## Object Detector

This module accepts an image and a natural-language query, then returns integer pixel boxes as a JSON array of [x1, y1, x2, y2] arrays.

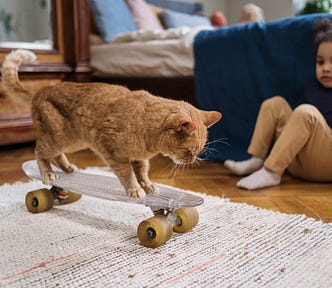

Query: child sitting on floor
[[224, 17, 332, 190]]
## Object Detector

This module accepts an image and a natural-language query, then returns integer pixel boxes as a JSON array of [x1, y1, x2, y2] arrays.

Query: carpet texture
[[1, 168, 331, 288]]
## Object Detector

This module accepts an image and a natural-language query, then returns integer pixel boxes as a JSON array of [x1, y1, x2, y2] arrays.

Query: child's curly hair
[[314, 17, 332, 51]]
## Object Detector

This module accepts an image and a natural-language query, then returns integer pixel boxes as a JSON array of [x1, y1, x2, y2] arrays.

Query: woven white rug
[[1, 167, 331, 288]]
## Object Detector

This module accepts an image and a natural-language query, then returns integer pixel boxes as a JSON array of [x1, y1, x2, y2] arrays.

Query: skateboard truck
[[50, 186, 69, 201], [151, 207, 182, 226]]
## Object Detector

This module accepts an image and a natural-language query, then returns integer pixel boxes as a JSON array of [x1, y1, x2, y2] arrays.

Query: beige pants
[[248, 96, 332, 181]]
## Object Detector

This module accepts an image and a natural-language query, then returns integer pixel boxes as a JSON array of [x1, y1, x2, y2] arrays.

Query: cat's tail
[[1, 49, 36, 105]]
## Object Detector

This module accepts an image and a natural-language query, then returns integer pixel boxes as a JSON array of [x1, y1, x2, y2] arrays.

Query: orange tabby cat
[[2, 50, 221, 197]]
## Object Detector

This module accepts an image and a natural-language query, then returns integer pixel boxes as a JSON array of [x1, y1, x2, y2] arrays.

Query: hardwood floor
[[1, 142, 331, 222]]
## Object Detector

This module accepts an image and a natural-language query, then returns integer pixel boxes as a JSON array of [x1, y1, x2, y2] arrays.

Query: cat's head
[[160, 108, 221, 165]]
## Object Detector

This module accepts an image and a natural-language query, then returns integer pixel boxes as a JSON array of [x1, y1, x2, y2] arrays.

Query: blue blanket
[[194, 14, 332, 162]]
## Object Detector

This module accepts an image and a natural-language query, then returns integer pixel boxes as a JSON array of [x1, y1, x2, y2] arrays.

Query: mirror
[[0, 0, 52, 50]]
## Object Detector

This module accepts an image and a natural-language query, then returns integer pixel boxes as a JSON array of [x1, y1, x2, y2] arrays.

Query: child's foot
[[236, 167, 281, 190], [224, 157, 263, 176]]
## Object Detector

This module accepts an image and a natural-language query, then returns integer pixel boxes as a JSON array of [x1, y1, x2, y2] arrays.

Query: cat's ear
[[177, 120, 196, 133], [167, 113, 196, 134], [203, 111, 222, 127]]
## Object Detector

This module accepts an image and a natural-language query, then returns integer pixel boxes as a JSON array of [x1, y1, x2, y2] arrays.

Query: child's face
[[316, 41, 332, 88]]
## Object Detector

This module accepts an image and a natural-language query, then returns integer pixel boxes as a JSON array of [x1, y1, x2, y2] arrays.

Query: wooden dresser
[[0, 0, 91, 145]]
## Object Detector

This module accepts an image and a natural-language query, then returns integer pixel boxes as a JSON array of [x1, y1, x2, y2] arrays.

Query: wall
[[180, 0, 226, 15], [226, 0, 294, 24], [184, 0, 302, 24]]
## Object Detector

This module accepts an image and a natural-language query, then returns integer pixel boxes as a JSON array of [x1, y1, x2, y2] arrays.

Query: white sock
[[224, 156, 263, 176], [236, 167, 281, 190]]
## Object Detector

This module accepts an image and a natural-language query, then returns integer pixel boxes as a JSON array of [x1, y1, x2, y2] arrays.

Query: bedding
[[89, 0, 212, 77], [126, 0, 164, 30], [90, 0, 137, 42], [90, 26, 212, 77], [159, 9, 211, 28], [146, 0, 203, 15], [194, 13, 332, 162]]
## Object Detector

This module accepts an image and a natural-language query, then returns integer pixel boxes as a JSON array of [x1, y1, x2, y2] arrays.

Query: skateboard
[[22, 160, 204, 248]]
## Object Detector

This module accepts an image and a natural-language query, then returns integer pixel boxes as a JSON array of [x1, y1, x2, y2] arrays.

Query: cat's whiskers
[[196, 156, 204, 163], [206, 137, 231, 146], [199, 137, 230, 162], [166, 162, 177, 178], [199, 145, 214, 160], [179, 162, 187, 174], [164, 160, 174, 170], [200, 148, 214, 160], [193, 157, 201, 167], [167, 160, 190, 178], [168, 162, 180, 178]]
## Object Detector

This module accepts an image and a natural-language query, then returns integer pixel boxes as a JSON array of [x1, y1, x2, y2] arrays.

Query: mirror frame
[[0, 0, 91, 81], [0, 0, 63, 62]]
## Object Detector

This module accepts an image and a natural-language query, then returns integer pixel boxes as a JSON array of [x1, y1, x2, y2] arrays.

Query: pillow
[[159, 10, 211, 29], [90, 0, 137, 42], [146, 0, 203, 15], [126, 0, 164, 30]]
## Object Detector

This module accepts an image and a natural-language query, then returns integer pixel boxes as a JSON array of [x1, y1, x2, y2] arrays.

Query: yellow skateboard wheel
[[137, 215, 173, 248], [173, 207, 199, 233], [25, 188, 54, 213]]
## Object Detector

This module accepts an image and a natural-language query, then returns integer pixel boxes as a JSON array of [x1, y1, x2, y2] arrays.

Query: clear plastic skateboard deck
[[22, 160, 204, 210]]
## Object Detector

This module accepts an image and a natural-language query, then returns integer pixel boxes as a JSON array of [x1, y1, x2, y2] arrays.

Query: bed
[[90, 26, 208, 78], [89, 0, 211, 104]]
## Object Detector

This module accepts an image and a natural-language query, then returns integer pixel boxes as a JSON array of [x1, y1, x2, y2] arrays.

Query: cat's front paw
[[63, 163, 78, 173], [140, 181, 159, 194], [127, 187, 146, 198], [41, 171, 58, 185]]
